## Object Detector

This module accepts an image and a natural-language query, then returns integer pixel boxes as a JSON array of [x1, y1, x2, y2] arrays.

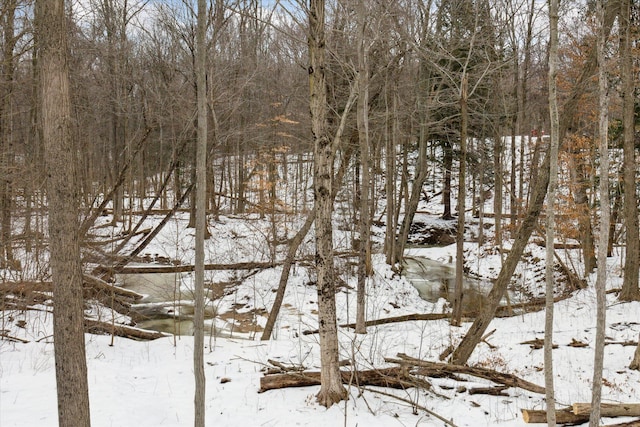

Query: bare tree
[[193, 0, 208, 425], [37, 0, 91, 425], [355, 0, 371, 334], [590, 1, 610, 423], [309, 0, 347, 407], [544, 0, 559, 424]]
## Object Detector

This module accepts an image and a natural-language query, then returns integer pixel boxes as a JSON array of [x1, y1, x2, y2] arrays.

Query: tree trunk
[[37, 0, 92, 425], [591, 3, 610, 424], [630, 332, 640, 370], [493, 132, 503, 254], [193, 0, 208, 425], [442, 140, 453, 220], [0, 0, 17, 266], [384, 83, 397, 265], [308, 0, 347, 408], [620, 0, 639, 301], [545, 0, 559, 423], [355, 0, 371, 334], [567, 144, 596, 275], [452, 76, 468, 327]]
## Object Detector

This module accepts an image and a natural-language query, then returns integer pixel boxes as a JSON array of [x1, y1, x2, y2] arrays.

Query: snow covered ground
[[2, 208, 640, 427]]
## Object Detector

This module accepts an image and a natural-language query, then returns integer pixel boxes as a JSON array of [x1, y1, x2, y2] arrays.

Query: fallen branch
[[0, 332, 30, 343], [386, 353, 545, 395], [99, 260, 279, 275], [85, 228, 152, 246], [259, 367, 431, 393], [303, 313, 450, 335], [84, 319, 169, 341], [361, 386, 459, 427]]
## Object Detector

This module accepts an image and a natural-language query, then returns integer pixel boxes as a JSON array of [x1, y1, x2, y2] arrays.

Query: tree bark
[[591, 3, 610, 424], [355, 0, 371, 334], [452, 75, 468, 327], [545, 0, 560, 424], [0, 0, 17, 266], [193, 0, 207, 425], [620, 0, 639, 301], [37, 0, 92, 425], [308, 0, 347, 408]]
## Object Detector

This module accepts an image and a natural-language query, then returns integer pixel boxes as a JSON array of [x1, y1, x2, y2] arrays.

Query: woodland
[[2, 0, 640, 426]]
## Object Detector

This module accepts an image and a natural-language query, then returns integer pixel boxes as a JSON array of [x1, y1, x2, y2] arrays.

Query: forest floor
[[2, 199, 640, 426]]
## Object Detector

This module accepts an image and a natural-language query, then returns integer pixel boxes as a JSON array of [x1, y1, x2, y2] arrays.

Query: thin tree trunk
[[452, 75, 468, 327], [493, 132, 503, 252], [37, 0, 91, 424], [544, 0, 559, 423], [384, 80, 397, 265], [193, 0, 207, 424], [591, 2, 610, 423], [355, 0, 371, 334], [442, 140, 453, 220], [309, 0, 347, 407]]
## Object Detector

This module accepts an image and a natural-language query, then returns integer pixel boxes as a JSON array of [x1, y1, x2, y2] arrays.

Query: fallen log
[[259, 367, 431, 393], [385, 353, 545, 395], [572, 403, 640, 417], [521, 408, 588, 424], [100, 260, 279, 275], [0, 281, 52, 295], [468, 386, 509, 396], [84, 319, 168, 341], [82, 274, 144, 301], [303, 313, 450, 335], [0, 277, 143, 302]]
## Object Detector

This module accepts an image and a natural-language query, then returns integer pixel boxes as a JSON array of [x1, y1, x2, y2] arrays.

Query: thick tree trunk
[[620, 0, 639, 301], [308, 0, 347, 408], [37, 0, 92, 425], [1, 0, 17, 265]]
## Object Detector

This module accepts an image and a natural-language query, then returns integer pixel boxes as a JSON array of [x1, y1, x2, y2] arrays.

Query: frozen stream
[[402, 256, 513, 313]]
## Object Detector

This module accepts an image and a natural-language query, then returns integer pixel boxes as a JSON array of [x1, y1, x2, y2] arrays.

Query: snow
[[3, 137, 640, 426], [3, 223, 640, 427]]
